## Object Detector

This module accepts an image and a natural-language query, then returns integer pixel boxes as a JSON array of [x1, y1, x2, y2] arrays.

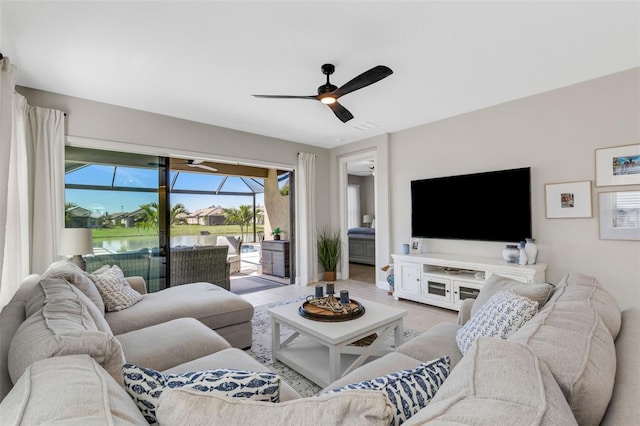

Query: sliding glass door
[[64, 147, 168, 292]]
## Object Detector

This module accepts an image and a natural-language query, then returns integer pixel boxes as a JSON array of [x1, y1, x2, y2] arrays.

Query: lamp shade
[[362, 215, 372, 224], [58, 228, 94, 256]]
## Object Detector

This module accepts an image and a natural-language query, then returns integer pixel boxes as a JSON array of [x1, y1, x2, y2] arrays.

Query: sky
[[65, 165, 265, 216]]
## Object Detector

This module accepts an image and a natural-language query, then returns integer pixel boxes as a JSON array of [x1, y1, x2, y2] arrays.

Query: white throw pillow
[[122, 364, 280, 425], [324, 356, 450, 426], [456, 290, 538, 356], [156, 389, 394, 426], [89, 265, 142, 312]]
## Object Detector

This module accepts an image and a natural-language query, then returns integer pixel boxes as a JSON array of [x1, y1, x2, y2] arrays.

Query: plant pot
[[273, 235, 281, 240], [324, 271, 336, 281]]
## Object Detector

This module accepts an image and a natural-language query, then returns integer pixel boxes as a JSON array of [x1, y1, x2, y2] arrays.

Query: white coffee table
[[268, 297, 407, 387]]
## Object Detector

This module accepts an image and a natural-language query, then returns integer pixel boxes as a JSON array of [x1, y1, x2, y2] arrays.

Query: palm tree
[[170, 203, 189, 226], [136, 202, 189, 230], [135, 202, 159, 231], [223, 205, 255, 240]]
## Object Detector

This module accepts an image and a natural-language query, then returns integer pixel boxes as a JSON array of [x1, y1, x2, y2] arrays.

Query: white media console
[[391, 252, 547, 311]]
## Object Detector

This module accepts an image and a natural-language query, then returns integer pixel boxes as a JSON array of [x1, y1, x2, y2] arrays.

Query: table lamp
[[58, 228, 94, 271], [362, 214, 372, 227]]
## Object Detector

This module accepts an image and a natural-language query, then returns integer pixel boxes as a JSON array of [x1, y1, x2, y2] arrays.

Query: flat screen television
[[411, 167, 532, 243]]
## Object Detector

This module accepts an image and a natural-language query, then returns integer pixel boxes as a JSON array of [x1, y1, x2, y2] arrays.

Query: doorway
[[343, 152, 377, 284]]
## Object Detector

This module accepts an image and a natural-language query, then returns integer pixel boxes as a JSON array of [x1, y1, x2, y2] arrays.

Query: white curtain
[[347, 184, 361, 229], [295, 152, 318, 286], [0, 56, 65, 309], [27, 107, 66, 273]]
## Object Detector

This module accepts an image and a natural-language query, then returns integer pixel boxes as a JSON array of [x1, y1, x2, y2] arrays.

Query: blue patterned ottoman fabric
[[325, 356, 450, 426], [456, 289, 539, 356], [122, 364, 280, 425]]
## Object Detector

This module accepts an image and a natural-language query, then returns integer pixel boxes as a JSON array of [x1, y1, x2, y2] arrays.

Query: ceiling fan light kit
[[252, 63, 393, 123]]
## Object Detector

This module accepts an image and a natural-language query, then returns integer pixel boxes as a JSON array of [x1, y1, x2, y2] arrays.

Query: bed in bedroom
[[348, 227, 376, 265]]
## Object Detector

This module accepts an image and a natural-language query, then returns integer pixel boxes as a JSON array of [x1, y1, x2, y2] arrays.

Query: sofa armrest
[[457, 298, 475, 325], [125, 276, 147, 295]]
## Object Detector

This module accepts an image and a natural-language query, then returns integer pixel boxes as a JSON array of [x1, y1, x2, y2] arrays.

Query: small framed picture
[[595, 143, 640, 187], [599, 191, 640, 241], [545, 181, 593, 218], [410, 239, 423, 254]]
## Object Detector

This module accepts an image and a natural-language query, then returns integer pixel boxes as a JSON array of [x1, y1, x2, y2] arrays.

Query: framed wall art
[[545, 181, 592, 218], [599, 190, 640, 241], [595, 143, 640, 187]]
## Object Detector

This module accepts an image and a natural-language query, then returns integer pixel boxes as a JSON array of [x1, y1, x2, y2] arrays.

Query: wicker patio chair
[[85, 251, 151, 282], [170, 245, 230, 290]]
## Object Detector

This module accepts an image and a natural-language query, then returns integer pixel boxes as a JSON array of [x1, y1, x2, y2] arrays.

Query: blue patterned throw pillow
[[324, 356, 450, 426], [456, 289, 539, 356], [122, 364, 280, 425]]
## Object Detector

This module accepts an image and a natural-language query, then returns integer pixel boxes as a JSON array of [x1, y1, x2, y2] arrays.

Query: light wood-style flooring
[[240, 279, 457, 333]]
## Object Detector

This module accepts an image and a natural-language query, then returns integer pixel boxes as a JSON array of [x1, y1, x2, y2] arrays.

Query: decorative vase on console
[[525, 238, 538, 265], [518, 241, 528, 265], [502, 245, 519, 263]]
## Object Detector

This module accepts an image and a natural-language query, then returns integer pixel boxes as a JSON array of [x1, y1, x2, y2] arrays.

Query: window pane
[[113, 167, 158, 189], [66, 164, 115, 186], [172, 172, 225, 191]]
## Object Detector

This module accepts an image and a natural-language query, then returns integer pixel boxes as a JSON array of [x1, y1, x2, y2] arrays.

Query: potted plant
[[271, 227, 282, 240], [317, 228, 341, 281]]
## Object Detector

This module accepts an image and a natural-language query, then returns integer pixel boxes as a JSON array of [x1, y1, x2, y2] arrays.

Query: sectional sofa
[[0, 266, 637, 425]]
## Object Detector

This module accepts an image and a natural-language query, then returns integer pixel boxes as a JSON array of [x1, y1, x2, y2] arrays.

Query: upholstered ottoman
[[106, 282, 255, 349]]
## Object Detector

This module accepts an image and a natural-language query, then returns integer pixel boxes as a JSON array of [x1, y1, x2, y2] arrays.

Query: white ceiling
[[2, 1, 639, 149]]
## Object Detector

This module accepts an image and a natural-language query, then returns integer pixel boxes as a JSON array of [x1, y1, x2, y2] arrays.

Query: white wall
[[386, 68, 640, 310], [16, 86, 332, 283]]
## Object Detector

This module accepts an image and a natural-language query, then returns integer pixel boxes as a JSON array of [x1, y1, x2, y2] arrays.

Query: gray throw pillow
[[41, 260, 106, 314], [89, 265, 142, 312], [471, 274, 553, 318]]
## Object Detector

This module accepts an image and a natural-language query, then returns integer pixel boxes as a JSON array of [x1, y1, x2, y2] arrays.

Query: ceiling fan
[[252, 64, 393, 123], [187, 159, 218, 172]]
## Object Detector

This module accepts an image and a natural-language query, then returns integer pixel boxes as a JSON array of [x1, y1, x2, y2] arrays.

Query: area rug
[[245, 296, 423, 397], [230, 275, 284, 295]]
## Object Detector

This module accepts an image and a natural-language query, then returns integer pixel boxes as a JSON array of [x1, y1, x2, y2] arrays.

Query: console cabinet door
[[396, 261, 421, 296]]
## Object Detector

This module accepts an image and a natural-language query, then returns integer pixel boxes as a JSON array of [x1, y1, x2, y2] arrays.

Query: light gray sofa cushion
[[8, 278, 125, 386], [508, 301, 616, 426], [470, 274, 553, 318], [0, 354, 146, 425], [25, 276, 112, 334], [549, 272, 621, 339], [162, 348, 302, 402], [0, 275, 40, 401], [601, 307, 640, 425], [156, 388, 394, 426], [116, 317, 231, 371], [41, 260, 106, 314], [106, 282, 254, 336], [404, 337, 577, 425], [396, 322, 464, 368]]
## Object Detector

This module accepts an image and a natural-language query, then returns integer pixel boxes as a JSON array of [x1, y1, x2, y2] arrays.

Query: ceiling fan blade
[[334, 65, 393, 98], [252, 94, 317, 100], [197, 164, 218, 172], [328, 101, 354, 123], [187, 159, 218, 172]]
